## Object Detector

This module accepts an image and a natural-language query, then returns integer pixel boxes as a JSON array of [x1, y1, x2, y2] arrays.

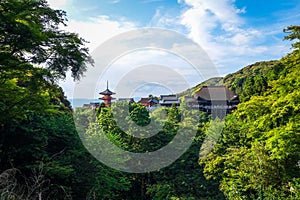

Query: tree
[[240, 75, 268, 102], [0, 0, 97, 199], [284, 25, 300, 50], [202, 26, 300, 199], [146, 109, 224, 200], [0, 0, 94, 81]]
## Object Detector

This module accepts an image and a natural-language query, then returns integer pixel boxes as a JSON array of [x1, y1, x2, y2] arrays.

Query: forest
[[0, 0, 299, 199]]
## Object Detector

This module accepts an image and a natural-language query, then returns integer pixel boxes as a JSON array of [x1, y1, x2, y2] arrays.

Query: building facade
[[159, 95, 180, 107], [193, 86, 240, 118]]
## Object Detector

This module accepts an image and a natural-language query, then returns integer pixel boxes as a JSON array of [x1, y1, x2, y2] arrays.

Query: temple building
[[193, 86, 239, 118], [99, 81, 115, 106], [138, 97, 159, 107], [159, 95, 180, 107], [84, 81, 239, 118]]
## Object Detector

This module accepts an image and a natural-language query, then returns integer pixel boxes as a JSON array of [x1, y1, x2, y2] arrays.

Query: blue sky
[[47, 0, 300, 99]]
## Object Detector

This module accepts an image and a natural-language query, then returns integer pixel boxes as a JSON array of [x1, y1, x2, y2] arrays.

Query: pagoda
[[99, 81, 115, 106]]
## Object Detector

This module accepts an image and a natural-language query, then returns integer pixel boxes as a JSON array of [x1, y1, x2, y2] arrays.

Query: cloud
[[179, 0, 247, 52], [73, 29, 213, 99], [63, 16, 136, 52], [149, 8, 183, 30], [58, 0, 295, 99], [110, 0, 121, 3], [59, 16, 137, 98], [47, 0, 68, 9], [178, 0, 290, 74]]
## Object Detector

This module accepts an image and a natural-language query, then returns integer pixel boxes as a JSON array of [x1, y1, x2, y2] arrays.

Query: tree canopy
[[201, 25, 300, 200], [0, 0, 93, 81], [1, 0, 299, 198]]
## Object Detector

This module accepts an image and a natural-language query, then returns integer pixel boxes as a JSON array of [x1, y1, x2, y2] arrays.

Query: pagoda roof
[[99, 88, 115, 95], [99, 81, 115, 95]]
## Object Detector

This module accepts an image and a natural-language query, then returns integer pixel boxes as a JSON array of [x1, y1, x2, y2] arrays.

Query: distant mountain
[[177, 60, 279, 98], [71, 60, 280, 108], [177, 77, 223, 98], [222, 60, 279, 95]]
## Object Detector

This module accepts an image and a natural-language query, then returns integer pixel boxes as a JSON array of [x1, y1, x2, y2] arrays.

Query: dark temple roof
[[99, 88, 115, 95], [159, 95, 180, 104], [138, 97, 158, 104], [99, 81, 115, 95], [194, 86, 238, 101]]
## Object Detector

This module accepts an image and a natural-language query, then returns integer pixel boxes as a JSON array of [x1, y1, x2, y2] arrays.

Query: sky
[[47, 0, 300, 99]]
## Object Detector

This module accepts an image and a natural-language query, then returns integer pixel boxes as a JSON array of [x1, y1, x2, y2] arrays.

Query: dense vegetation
[[74, 103, 224, 199], [201, 26, 300, 199], [177, 77, 223, 98], [177, 60, 279, 101], [1, 0, 299, 199]]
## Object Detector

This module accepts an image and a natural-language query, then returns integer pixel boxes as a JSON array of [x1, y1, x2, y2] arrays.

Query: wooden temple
[[193, 86, 240, 118]]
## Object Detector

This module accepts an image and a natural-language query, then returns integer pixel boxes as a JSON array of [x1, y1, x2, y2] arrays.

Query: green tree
[[284, 25, 300, 50], [0, 0, 93, 81], [202, 26, 300, 200], [147, 109, 224, 200], [0, 0, 96, 199]]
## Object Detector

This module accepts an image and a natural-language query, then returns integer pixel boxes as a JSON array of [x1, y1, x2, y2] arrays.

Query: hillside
[[178, 60, 280, 98], [202, 25, 300, 199], [222, 60, 279, 94], [177, 77, 223, 98]]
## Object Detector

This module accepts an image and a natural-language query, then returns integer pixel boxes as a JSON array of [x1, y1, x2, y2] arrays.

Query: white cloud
[[64, 16, 136, 52], [59, 16, 137, 98], [178, 0, 289, 75], [57, 0, 293, 100], [72, 28, 213, 99], [47, 0, 68, 9], [110, 0, 121, 3], [236, 7, 246, 14], [180, 0, 247, 51]]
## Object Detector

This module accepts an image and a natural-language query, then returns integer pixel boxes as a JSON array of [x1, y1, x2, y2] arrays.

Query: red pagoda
[[99, 81, 115, 106]]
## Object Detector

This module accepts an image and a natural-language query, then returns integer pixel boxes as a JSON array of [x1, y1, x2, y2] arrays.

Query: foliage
[[0, 0, 94, 81], [177, 77, 223, 98], [177, 60, 281, 103], [222, 60, 279, 96], [80, 102, 223, 200], [0, 0, 104, 199], [1, 1, 300, 198], [284, 25, 300, 50], [201, 25, 300, 200]]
